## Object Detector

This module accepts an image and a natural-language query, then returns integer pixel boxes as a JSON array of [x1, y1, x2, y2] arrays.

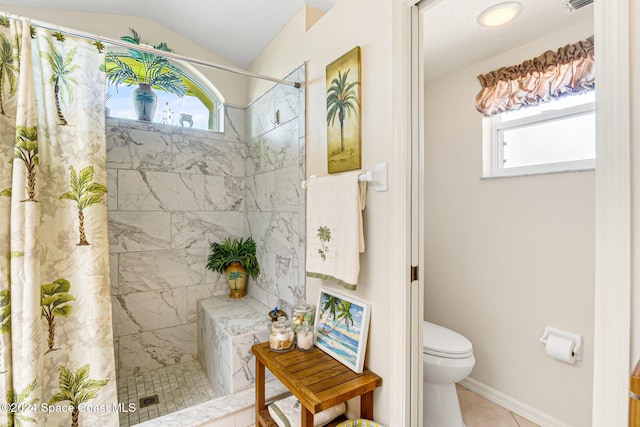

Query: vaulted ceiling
[[0, 0, 339, 67]]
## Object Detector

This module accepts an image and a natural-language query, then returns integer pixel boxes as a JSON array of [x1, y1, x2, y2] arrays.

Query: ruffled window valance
[[474, 36, 594, 117]]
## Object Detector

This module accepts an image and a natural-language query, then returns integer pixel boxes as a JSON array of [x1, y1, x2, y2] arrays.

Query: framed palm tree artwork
[[314, 287, 371, 373], [326, 46, 361, 174]]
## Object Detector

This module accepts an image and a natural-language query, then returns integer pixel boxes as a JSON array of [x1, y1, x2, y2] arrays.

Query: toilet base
[[423, 382, 465, 427]]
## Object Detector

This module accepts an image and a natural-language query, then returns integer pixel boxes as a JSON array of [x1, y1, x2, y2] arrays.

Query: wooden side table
[[252, 342, 382, 427]]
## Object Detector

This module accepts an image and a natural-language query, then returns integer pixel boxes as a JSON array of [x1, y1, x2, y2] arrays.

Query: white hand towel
[[268, 394, 346, 427], [306, 171, 366, 290]]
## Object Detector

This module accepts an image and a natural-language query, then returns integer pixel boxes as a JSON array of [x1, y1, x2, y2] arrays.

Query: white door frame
[[591, 1, 631, 425], [409, 5, 425, 427], [392, 0, 631, 425], [389, 1, 421, 426]]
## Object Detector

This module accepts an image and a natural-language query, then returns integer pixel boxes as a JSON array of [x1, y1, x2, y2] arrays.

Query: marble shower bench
[[197, 295, 273, 397]]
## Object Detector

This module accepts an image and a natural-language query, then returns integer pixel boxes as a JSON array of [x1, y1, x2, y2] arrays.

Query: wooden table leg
[[360, 390, 374, 421], [301, 406, 314, 427], [255, 359, 265, 426]]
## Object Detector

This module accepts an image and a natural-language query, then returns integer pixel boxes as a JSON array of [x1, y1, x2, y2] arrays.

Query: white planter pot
[[132, 83, 158, 121]]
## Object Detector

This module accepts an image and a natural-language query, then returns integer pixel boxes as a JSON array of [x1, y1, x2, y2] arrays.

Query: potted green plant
[[206, 237, 260, 299], [105, 28, 187, 121]]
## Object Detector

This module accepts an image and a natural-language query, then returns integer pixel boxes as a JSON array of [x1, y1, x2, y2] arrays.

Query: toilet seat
[[423, 321, 473, 359]]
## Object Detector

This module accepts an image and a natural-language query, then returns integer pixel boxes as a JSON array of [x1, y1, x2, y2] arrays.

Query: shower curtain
[[0, 17, 117, 426]]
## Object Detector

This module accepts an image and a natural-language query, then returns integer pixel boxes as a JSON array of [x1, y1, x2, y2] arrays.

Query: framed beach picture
[[314, 287, 371, 373], [326, 46, 361, 174]]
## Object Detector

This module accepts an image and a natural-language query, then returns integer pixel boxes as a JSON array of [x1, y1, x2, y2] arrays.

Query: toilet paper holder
[[539, 326, 583, 361]]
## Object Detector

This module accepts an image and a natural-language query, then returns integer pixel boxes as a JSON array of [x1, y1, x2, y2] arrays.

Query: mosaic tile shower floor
[[115, 362, 542, 427], [117, 360, 219, 426]]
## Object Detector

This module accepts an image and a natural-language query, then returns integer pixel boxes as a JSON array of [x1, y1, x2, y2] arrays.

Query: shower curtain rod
[[3, 12, 302, 89]]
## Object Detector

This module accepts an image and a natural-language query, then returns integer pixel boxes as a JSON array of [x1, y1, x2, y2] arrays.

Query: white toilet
[[423, 321, 475, 427]]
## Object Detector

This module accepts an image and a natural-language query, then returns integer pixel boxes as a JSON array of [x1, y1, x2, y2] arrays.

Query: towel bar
[[302, 162, 388, 192]]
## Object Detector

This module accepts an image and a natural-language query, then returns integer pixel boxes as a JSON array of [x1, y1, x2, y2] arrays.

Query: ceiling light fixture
[[477, 2, 523, 27]]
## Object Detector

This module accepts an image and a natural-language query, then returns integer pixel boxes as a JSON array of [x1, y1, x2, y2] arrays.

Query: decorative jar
[[269, 316, 294, 352], [296, 321, 314, 352], [291, 303, 313, 333]]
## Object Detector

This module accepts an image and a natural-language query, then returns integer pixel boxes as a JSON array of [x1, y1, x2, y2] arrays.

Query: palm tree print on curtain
[[40, 37, 78, 125], [4, 379, 39, 426], [0, 17, 117, 426], [13, 126, 38, 202], [0, 290, 9, 334], [59, 165, 107, 246], [49, 364, 109, 427], [41, 279, 75, 353], [0, 32, 18, 117], [5, 378, 39, 427]]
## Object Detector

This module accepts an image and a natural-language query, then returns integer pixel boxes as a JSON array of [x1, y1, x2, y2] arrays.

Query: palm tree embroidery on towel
[[317, 226, 331, 260]]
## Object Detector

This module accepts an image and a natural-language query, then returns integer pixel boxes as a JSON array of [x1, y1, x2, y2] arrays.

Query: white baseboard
[[458, 378, 571, 427]]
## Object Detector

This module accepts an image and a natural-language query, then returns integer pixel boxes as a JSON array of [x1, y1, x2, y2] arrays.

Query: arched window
[[106, 52, 224, 132]]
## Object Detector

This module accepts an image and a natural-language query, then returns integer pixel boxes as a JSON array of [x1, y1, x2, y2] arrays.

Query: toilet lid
[[423, 321, 473, 359]]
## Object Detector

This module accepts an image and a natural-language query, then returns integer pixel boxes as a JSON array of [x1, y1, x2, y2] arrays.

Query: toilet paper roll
[[545, 334, 576, 364]]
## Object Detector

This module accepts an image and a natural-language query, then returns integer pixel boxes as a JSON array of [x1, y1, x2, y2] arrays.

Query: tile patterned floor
[[117, 362, 539, 427], [458, 385, 540, 427], [117, 360, 219, 427]]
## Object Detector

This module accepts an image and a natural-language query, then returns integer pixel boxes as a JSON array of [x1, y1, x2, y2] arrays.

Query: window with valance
[[475, 36, 594, 117], [477, 36, 596, 177]]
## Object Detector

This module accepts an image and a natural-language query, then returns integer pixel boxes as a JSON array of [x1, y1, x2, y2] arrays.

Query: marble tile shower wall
[[107, 107, 247, 379], [244, 66, 306, 314], [108, 65, 305, 381]]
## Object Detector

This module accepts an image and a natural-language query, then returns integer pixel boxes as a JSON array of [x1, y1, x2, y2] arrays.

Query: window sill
[[480, 167, 595, 180], [106, 117, 219, 137]]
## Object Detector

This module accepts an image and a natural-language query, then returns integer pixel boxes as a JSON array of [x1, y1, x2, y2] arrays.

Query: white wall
[[0, 4, 250, 107], [424, 23, 595, 426], [304, 1, 396, 420], [247, 8, 307, 103], [250, 0, 400, 423]]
